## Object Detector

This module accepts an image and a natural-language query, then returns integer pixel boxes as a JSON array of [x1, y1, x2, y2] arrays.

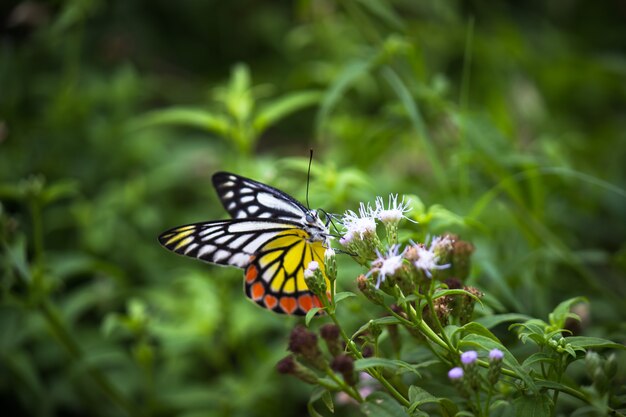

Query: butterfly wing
[[212, 172, 308, 220], [158, 219, 302, 268], [159, 219, 329, 315], [244, 228, 330, 315]]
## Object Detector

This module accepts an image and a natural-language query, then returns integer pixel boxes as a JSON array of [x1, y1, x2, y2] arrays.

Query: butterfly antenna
[[306, 148, 313, 210], [319, 208, 342, 235]]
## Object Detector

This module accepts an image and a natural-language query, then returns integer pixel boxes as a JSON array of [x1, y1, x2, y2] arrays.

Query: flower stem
[[323, 365, 363, 403], [326, 310, 410, 407], [424, 280, 456, 353]]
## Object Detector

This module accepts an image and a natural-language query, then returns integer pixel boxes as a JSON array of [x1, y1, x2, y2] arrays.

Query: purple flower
[[489, 348, 504, 361], [460, 350, 478, 365], [448, 367, 464, 380]]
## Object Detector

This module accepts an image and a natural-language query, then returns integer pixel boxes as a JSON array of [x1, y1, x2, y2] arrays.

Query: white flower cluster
[[367, 245, 406, 288], [340, 194, 413, 244], [373, 194, 414, 224], [412, 236, 453, 278], [368, 236, 452, 287], [339, 195, 451, 288]]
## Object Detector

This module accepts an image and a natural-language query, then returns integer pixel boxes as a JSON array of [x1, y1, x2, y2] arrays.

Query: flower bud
[[331, 354, 357, 386], [488, 348, 504, 385], [585, 351, 601, 379], [461, 350, 478, 366], [320, 324, 342, 357], [448, 367, 464, 380], [368, 321, 382, 339], [604, 353, 617, 380], [459, 285, 483, 325], [304, 261, 327, 301], [362, 344, 374, 358], [460, 350, 479, 390], [288, 325, 326, 370], [448, 367, 470, 398], [276, 355, 319, 384], [324, 248, 337, 283], [450, 238, 475, 281], [593, 367, 609, 393], [357, 274, 384, 305]]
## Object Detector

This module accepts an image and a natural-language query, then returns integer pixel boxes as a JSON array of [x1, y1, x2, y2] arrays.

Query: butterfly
[[158, 172, 332, 315]]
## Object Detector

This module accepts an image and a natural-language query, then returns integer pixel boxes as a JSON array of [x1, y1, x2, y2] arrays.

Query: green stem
[[473, 388, 483, 417], [551, 357, 562, 417], [426, 296, 455, 350], [323, 365, 363, 403], [424, 280, 456, 352], [475, 358, 595, 408], [484, 389, 492, 417], [326, 310, 409, 407], [29, 198, 44, 291]]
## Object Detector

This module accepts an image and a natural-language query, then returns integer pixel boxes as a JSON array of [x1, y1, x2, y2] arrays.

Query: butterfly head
[[303, 209, 329, 242]]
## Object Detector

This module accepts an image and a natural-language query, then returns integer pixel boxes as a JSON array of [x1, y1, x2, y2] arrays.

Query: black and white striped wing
[[158, 219, 301, 268], [212, 172, 308, 221]]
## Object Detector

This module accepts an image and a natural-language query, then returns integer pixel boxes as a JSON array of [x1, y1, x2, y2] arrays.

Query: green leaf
[[407, 386, 443, 415], [475, 313, 532, 330], [381, 67, 446, 190], [316, 58, 376, 136], [356, 0, 405, 31], [432, 288, 482, 304], [437, 398, 459, 417], [510, 320, 548, 346], [353, 316, 402, 339], [253, 91, 322, 133], [4, 351, 44, 397], [131, 108, 230, 136], [460, 334, 537, 392], [4, 237, 30, 282], [322, 390, 334, 413], [360, 391, 409, 417], [307, 387, 327, 417], [334, 291, 357, 304], [354, 358, 421, 377], [512, 393, 552, 416], [305, 307, 323, 327], [522, 352, 556, 370], [456, 322, 501, 343], [41, 180, 79, 204], [548, 297, 587, 329], [224, 64, 254, 121], [564, 336, 626, 351], [489, 400, 513, 417]]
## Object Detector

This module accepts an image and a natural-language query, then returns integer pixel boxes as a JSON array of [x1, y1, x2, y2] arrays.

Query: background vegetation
[[1, 1, 625, 416]]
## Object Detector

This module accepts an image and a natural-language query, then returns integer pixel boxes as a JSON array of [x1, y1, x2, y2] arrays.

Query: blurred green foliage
[[1, 0, 625, 416]]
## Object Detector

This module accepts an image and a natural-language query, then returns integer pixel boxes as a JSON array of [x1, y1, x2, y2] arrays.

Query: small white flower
[[342, 202, 377, 240], [324, 247, 335, 260], [307, 260, 320, 271], [367, 245, 405, 288], [339, 230, 354, 246], [373, 194, 415, 224], [411, 236, 451, 278]]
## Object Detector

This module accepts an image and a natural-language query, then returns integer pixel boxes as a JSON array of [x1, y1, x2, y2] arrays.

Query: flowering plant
[[278, 195, 625, 417]]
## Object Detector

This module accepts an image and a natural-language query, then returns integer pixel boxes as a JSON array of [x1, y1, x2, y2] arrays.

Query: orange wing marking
[[279, 297, 297, 314], [251, 282, 265, 301]]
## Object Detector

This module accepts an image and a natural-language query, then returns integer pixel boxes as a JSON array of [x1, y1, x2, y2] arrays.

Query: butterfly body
[[159, 172, 331, 315]]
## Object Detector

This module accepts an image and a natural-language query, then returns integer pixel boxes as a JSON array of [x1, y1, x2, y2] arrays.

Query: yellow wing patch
[[244, 229, 330, 315]]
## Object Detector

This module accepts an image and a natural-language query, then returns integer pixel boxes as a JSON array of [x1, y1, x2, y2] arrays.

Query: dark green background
[[1, 1, 625, 416]]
